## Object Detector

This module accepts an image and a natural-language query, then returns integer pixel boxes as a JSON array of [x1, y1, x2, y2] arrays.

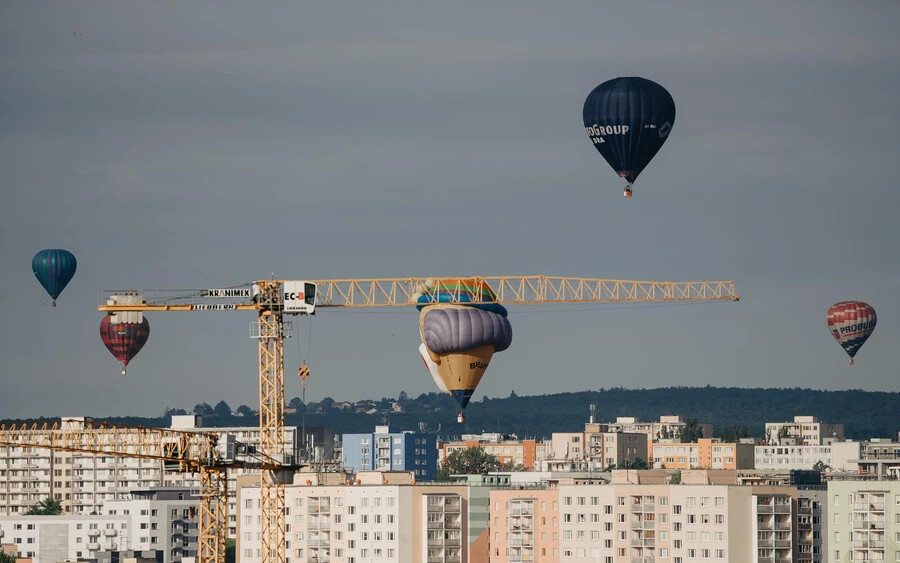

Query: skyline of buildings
[[2, 412, 899, 562]]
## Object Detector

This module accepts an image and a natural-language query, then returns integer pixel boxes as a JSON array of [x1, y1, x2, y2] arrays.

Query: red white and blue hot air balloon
[[826, 301, 876, 365]]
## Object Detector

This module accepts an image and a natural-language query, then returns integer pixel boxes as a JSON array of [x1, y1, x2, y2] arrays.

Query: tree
[[193, 403, 214, 416], [434, 447, 504, 481], [678, 418, 704, 443], [812, 461, 831, 473], [236, 404, 254, 417], [163, 406, 187, 417], [287, 397, 303, 410], [0, 551, 16, 563], [213, 400, 232, 419], [25, 498, 62, 515], [714, 424, 751, 443], [668, 470, 682, 484], [397, 391, 409, 405]]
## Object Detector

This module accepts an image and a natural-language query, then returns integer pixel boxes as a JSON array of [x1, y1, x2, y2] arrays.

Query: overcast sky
[[1, 1, 898, 421]]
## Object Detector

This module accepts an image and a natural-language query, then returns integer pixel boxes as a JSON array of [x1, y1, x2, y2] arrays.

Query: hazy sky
[[2, 1, 899, 420]]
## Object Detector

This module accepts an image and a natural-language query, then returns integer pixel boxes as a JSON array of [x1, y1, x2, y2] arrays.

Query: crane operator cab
[[251, 281, 317, 315]]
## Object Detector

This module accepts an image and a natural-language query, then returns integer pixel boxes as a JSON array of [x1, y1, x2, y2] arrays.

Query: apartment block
[[856, 438, 900, 477], [826, 479, 900, 562], [440, 433, 538, 470], [755, 441, 860, 472], [102, 488, 201, 561], [343, 425, 437, 480], [765, 416, 844, 446], [651, 438, 755, 470], [549, 431, 648, 470], [0, 416, 302, 540], [236, 471, 491, 563], [796, 488, 827, 563], [489, 471, 800, 563], [0, 514, 127, 563]]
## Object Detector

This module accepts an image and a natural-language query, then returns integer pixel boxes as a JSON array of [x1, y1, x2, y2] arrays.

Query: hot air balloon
[[32, 249, 77, 306], [418, 280, 512, 423], [826, 301, 876, 365], [100, 314, 150, 374], [583, 77, 676, 197]]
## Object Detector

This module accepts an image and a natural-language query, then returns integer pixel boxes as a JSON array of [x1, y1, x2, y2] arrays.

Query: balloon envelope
[[419, 304, 512, 411], [100, 315, 150, 373], [32, 249, 77, 304], [583, 77, 676, 191], [826, 301, 876, 364]]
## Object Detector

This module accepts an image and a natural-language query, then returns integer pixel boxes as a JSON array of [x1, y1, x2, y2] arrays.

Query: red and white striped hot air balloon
[[826, 301, 876, 365]]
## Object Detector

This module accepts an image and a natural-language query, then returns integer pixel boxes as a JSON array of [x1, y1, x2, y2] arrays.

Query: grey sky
[[2, 1, 898, 419]]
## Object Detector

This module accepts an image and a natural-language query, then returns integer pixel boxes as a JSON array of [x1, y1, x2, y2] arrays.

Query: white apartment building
[[0, 514, 127, 563], [755, 441, 861, 472], [602, 416, 714, 444], [0, 416, 299, 540], [826, 479, 900, 562], [765, 416, 844, 445], [236, 472, 488, 563], [0, 487, 200, 563]]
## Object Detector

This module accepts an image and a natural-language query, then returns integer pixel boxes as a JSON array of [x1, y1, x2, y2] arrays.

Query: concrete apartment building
[[754, 440, 860, 472], [0, 416, 303, 540], [650, 438, 755, 470], [342, 425, 437, 480], [440, 433, 539, 470], [549, 431, 648, 470], [0, 487, 199, 563], [489, 470, 801, 563], [0, 514, 127, 563], [765, 416, 844, 445], [236, 470, 492, 563], [601, 416, 714, 448], [826, 479, 900, 562], [796, 488, 827, 562], [855, 438, 900, 477]]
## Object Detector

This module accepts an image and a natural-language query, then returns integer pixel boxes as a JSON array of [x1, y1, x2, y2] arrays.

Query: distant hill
[[4, 387, 898, 441]]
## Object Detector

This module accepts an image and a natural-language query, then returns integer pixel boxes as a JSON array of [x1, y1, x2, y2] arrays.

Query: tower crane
[[90, 275, 738, 563]]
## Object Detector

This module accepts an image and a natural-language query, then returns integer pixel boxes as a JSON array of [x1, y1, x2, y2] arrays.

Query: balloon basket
[[849, 359, 854, 366], [121, 367, 127, 375], [52, 301, 57, 308], [624, 186, 633, 198], [457, 412, 465, 424]]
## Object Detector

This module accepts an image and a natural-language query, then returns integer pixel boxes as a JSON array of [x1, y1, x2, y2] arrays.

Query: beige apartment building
[[765, 416, 844, 446], [489, 470, 801, 563], [549, 431, 648, 470], [236, 471, 492, 563], [650, 438, 755, 470]]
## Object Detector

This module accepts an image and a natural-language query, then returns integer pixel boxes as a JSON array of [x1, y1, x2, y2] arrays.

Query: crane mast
[[88, 274, 738, 563]]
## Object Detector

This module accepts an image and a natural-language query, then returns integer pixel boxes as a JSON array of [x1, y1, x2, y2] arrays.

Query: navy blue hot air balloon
[[32, 249, 77, 307], [583, 77, 676, 197]]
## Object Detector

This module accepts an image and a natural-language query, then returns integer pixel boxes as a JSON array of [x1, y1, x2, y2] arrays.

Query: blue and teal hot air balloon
[[32, 249, 77, 307], [583, 77, 676, 197]]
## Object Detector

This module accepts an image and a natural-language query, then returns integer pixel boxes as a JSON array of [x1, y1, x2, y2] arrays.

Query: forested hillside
[[6, 387, 897, 440]]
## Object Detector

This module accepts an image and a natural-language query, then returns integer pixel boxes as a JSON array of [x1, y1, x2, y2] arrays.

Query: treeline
[[4, 387, 899, 440]]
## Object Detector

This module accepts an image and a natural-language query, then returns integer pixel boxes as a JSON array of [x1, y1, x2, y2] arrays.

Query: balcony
[[444, 520, 461, 530], [428, 539, 445, 547], [757, 504, 773, 513], [775, 540, 791, 548], [870, 502, 885, 512], [773, 504, 791, 514], [758, 540, 774, 548], [444, 538, 461, 547], [104, 529, 117, 537], [308, 521, 330, 531], [88, 543, 100, 550], [631, 558, 654, 563], [774, 520, 792, 531], [427, 521, 443, 529], [307, 539, 330, 548]]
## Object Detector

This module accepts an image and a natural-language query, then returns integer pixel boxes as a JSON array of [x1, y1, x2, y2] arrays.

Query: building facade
[[650, 438, 755, 470], [342, 426, 437, 481], [826, 479, 900, 562], [765, 416, 844, 446]]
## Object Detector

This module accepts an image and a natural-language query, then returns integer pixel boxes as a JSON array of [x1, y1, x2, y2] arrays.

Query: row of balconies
[[852, 539, 886, 549], [757, 504, 792, 514], [630, 503, 655, 512], [630, 537, 655, 547], [427, 556, 461, 563], [852, 502, 885, 512], [630, 520, 654, 530], [427, 538, 461, 547], [852, 520, 885, 530]]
